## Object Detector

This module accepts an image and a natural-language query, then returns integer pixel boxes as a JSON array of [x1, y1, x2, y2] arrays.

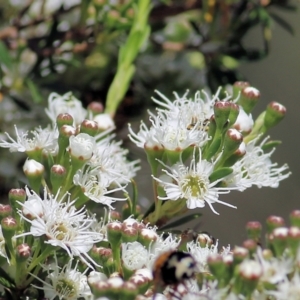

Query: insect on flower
[[152, 250, 197, 299]]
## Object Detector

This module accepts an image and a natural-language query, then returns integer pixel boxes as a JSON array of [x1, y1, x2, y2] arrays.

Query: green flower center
[[56, 278, 77, 298], [181, 174, 208, 198]]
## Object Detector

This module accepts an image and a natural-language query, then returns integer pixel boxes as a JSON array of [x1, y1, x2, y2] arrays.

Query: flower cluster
[[0, 83, 293, 299]]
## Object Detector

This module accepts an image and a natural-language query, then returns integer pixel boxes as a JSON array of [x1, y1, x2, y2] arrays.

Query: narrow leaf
[[159, 213, 202, 231], [269, 12, 294, 36], [0, 40, 13, 69], [209, 167, 233, 182]]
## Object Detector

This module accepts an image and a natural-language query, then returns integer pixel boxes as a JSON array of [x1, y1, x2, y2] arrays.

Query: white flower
[[254, 248, 293, 285], [31, 257, 91, 300], [187, 240, 231, 273], [45, 92, 87, 125], [0, 125, 58, 154], [16, 188, 103, 267], [73, 167, 127, 209], [267, 272, 300, 300], [128, 89, 223, 151], [122, 242, 149, 270], [69, 133, 96, 160], [90, 136, 140, 184], [153, 150, 238, 214], [224, 137, 290, 191]]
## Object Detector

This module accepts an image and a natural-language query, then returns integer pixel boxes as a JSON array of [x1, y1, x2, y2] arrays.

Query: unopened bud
[[264, 102, 286, 131], [80, 119, 99, 136], [56, 113, 74, 129]]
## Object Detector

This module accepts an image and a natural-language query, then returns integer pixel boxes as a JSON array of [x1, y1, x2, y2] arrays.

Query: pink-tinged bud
[[56, 113, 74, 129], [123, 218, 139, 229], [233, 260, 262, 297], [106, 277, 124, 299], [16, 243, 31, 262], [107, 222, 123, 246], [110, 211, 121, 221], [0, 204, 12, 219], [288, 226, 300, 255], [91, 246, 113, 267], [233, 246, 249, 264], [214, 101, 231, 130], [122, 226, 138, 243], [246, 221, 262, 242], [88, 280, 110, 298], [238, 259, 262, 280], [94, 113, 115, 131], [266, 215, 285, 234], [290, 210, 300, 228], [242, 239, 258, 254], [233, 81, 250, 99], [264, 102, 286, 131], [237, 87, 260, 114], [268, 227, 289, 257], [222, 129, 243, 161], [207, 254, 226, 280], [60, 125, 76, 138], [50, 164, 67, 194], [80, 119, 99, 136], [138, 228, 158, 248], [8, 188, 26, 214], [122, 281, 138, 299], [87, 271, 107, 287], [1, 216, 18, 241], [87, 101, 104, 115]]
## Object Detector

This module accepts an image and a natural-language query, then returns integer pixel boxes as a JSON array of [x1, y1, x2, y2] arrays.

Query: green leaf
[[158, 213, 202, 231], [26, 79, 43, 103], [0, 40, 13, 69], [269, 12, 294, 36], [261, 140, 282, 151], [0, 267, 15, 289], [209, 167, 233, 182]]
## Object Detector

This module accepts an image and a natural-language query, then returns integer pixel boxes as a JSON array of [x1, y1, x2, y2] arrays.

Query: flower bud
[[87, 101, 104, 116], [266, 215, 285, 234], [122, 281, 138, 300], [1, 216, 18, 245], [80, 119, 99, 136], [107, 222, 123, 247], [238, 87, 260, 114], [50, 164, 67, 194], [129, 268, 152, 295], [290, 210, 300, 228], [264, 102, 286, 131], [242, 239, 258, 256], [228, 102, 240, 127], [233, 246, 249, 265], [214, 101, 231, 130], [268, 227, 288, 257], [94, 114, 115, 132], [122, 227, 138, 243], [207, 254, 227, 281], [288, 226, 300, 255], [8, 188, 26, 217], [221, 129, 243, 162], [0, 204, 12, 221], [246, 221, 262, 242], [232, 81, 250, 99], [16, 243, 31, 263], [23, 159, 44, 193], [69, 133, 95, 161], [56, 113, 74, 129], [91, 246, 113, 269], [138, 228, 158, 248], [234, 260, 262, 296]]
